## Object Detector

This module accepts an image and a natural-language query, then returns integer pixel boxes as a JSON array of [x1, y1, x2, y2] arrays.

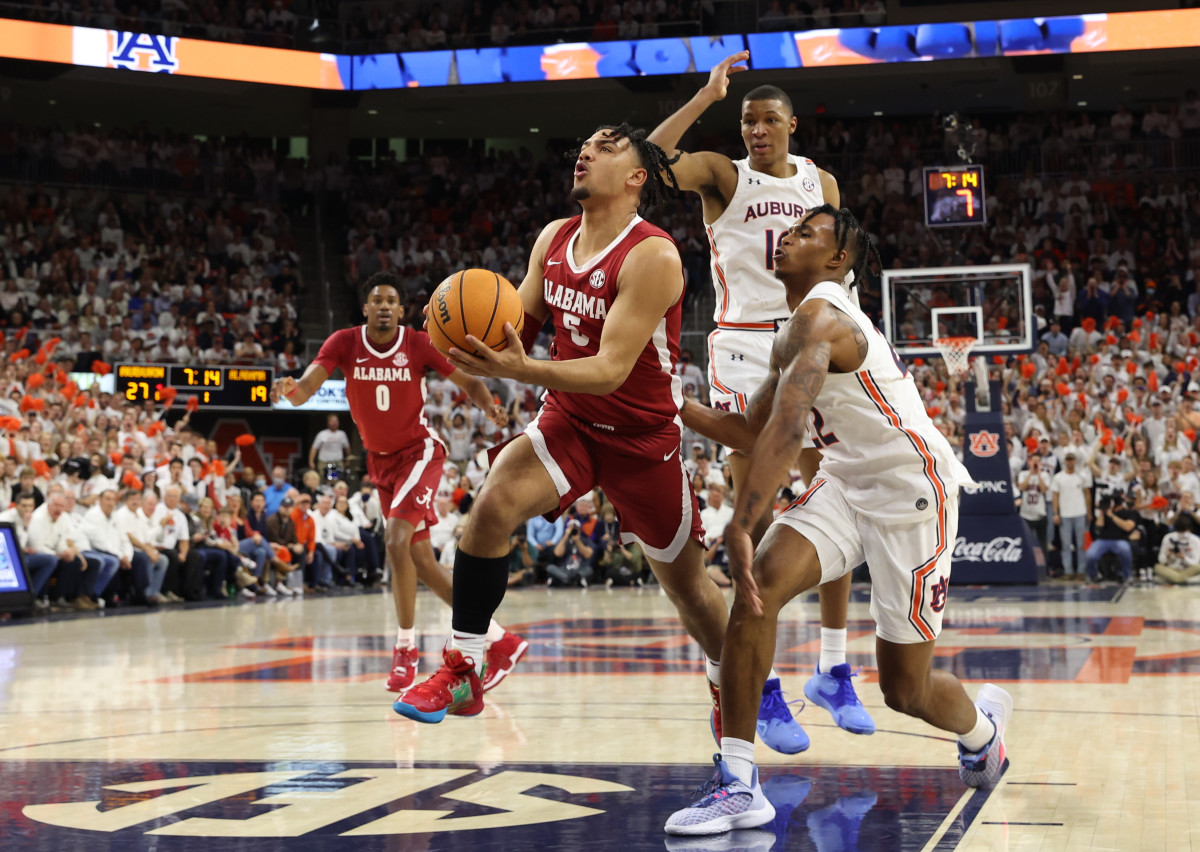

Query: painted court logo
[[968, 430, 1000, 458]]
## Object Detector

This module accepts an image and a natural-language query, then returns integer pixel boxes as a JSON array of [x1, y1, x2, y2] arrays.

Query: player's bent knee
[[878, 671, 926, 716]]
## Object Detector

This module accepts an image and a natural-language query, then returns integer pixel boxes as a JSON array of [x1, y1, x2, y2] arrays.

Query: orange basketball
[[427, 269, 524, 357]]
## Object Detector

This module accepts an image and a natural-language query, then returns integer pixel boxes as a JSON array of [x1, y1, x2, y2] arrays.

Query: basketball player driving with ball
[[648, 51, 874, 743], [395, 124, 807, 739], [272, 274, 528, 698], [666, 206, 1013, 836]]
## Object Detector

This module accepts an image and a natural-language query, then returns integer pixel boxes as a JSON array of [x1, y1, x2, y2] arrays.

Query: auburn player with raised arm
[[393, 124, 803, 746], [272, 272, 528, 697], [648, 51, 874, 742], [665, 207, 1012, 836]]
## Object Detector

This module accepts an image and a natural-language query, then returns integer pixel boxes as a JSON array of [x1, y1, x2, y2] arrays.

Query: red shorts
[[367, 439, 444, 542], [521, 404, 703, 562]]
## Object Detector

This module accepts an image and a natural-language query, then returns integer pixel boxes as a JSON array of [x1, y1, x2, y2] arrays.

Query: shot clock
[[923, 165, 987, 228], [116, 363, 274, 410]]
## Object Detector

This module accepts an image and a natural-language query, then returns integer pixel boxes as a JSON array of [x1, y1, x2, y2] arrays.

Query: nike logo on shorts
[[663, 450, 675, 461]]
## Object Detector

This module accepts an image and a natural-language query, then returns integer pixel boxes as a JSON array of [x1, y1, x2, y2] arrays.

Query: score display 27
[[923, 165, 987, 228], [116, 364, 274, 410]]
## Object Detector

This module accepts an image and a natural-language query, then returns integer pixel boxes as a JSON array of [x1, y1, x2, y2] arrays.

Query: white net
[[934, 336, 978, 378]]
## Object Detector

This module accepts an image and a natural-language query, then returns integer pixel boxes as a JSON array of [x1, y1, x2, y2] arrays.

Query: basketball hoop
[[934, 336, 978, 377]]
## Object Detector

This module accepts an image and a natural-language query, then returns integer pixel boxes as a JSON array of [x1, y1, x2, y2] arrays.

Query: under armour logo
[[929, 577, 949, 613], [415, 487, 433, 507], [730, 353, 745, 361], [748, 177, 761, 185]]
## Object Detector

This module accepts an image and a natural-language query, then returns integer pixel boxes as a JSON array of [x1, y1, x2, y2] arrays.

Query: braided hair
[[800, 203, 881, 285], [576, 123, 682, 209]]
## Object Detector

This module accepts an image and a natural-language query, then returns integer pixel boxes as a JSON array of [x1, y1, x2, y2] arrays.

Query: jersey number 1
[[764, 230, 787, 271]]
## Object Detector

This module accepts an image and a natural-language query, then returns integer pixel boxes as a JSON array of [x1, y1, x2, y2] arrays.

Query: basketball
[[427, 268, 524, 357]]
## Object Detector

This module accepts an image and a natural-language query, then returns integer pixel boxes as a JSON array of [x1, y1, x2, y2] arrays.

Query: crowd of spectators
[[8, 97, 1200, 618], [0, 403, 393, 611]]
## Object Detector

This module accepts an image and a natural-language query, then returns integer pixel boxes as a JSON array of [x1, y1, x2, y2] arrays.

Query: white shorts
[[707, 328, 774, 413], [774, 475, 959, 644]]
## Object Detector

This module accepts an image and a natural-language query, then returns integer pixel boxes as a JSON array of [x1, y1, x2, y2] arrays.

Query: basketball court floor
[[1, 581, 1197, 851]]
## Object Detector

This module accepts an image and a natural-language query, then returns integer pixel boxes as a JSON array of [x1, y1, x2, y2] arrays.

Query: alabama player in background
[[649, 52, 874, 743], [666, 207, 1010, 835], [272, 272, 527, 696], [395, 124, 804, 743]]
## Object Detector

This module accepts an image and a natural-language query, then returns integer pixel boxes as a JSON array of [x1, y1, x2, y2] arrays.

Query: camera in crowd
[[1097, 492, 1124, 513]]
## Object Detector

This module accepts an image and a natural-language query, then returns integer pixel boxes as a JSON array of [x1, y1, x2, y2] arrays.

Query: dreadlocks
[[576, 123, 682, 209], [800, 203, 881, 286]]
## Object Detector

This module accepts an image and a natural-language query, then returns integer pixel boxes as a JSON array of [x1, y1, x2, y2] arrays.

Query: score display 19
[[923, 165, 987, 228], [116, 364, 274, 410]]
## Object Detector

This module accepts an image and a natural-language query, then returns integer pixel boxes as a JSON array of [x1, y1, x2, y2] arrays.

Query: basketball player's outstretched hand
[[271, 376, 298, 404], [450, 323, 527, 380], [725, 523, 762, 615], [703, 51, 750, 102]]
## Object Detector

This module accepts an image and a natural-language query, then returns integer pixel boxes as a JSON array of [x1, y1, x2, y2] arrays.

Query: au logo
[[24, 765, 632, 837], [108, 31, 180, 74], [968, 430, 1000, 458]]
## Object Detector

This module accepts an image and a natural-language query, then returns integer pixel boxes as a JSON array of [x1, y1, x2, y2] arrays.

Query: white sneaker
[[665, 756, 775, 835], [262, 583, 277, 597], [958, 683, 1013, 788], [275, 581, 294, 597], [240, 587, 257, 600]]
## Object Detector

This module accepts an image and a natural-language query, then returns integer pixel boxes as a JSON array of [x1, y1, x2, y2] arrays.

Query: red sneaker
[[385, 645, 419, 693], [481, 631, 528, 693], [392, 648, 484, 723], [709, 679, 722, 744]]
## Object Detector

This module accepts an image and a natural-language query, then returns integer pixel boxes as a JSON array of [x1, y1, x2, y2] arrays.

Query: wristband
[[519, 312, 542, 354]]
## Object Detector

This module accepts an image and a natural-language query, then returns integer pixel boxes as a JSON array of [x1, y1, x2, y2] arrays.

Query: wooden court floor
[[0, 582, 1198, 851]]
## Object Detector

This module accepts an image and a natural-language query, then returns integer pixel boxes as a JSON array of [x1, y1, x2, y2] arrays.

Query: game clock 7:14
[[923, 165, 987, 228], [115, 363, 275, 410]]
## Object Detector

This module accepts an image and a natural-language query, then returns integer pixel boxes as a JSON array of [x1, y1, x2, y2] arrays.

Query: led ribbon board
[[0, 10, 1198, 90]]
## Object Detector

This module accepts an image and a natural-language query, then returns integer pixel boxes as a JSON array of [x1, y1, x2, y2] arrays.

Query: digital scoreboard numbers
[[116, 364, 274, 410], [923, 165, 987, 228]]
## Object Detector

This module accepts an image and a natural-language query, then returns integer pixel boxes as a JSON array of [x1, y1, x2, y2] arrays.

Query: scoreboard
[[923, 165, 987, 228], [116, 363, 274, 410]]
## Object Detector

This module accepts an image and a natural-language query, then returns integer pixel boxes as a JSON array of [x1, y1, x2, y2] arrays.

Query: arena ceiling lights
[[1, 9, 1198, 91]]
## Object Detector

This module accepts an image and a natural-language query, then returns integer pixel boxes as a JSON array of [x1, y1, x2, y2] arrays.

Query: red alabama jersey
[[541, 215, 684, 431], [314, 325, 454, 454]]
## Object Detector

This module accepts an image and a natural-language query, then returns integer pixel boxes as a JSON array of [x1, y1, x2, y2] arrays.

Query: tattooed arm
[[680, 369, 780, 452], [724, 300, 863, 613]]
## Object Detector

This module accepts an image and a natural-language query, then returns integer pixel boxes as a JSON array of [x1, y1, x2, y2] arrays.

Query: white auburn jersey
[[799, 281, 973, 523], [706, 155, 826, 328]]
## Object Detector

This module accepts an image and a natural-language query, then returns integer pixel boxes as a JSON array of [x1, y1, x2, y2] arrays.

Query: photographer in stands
[[1084, 491, 1139, 583], [1153, 514, 1200, 585]]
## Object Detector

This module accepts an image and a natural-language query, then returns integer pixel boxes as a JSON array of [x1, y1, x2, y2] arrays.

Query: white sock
[[959, 705, 997, 752], [705, 656, 721, 686], [452, 632, 487, 676], [395, 626, 415, 649], [819, 627, 847, 672], [767, 667, 780, 683], [720, 736, 756, 787], [485, 619, 506, 644]]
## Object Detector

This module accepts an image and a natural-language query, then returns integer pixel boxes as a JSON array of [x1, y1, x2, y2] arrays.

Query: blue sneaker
[[665, 755, 776, 836], [756, 678, 809, 754], [803, 664, 876, 735], [958, 683, 1012, 788], [806, 793, 878, 852]]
